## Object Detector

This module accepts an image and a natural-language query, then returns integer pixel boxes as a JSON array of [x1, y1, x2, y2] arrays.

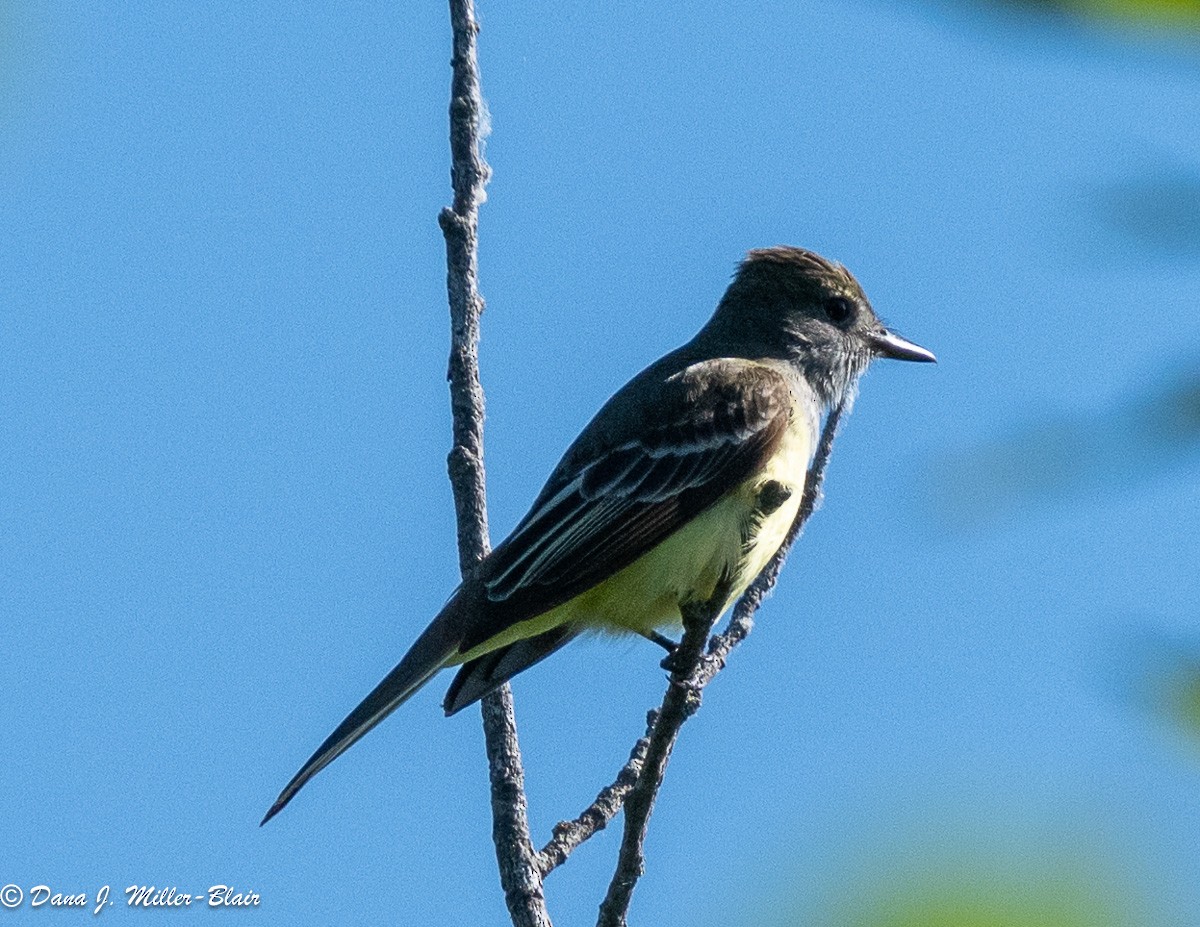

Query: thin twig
[[594, 401, 847, 927], [537, 711, 658, 878], [439, 2, 551, 925], [596, 580, 733, 927]]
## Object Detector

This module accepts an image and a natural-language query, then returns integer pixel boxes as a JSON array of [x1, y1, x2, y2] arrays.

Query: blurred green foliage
[[1011, 0, 1200, 30], [1161, 663, 1200, 741], [1173, 668, 1200, 735], [780, 849, 1148, 927], [837, 872, 1126, 927], [1119, 631, 1200, 748]]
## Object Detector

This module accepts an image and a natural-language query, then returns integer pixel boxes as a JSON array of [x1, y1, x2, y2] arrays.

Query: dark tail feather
[[261, 603, 463, 826], [443, 623, 579, 716]]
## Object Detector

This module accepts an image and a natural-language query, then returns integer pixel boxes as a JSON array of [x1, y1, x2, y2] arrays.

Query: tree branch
[[439, 2, 551, 925], [537, 711, 658, 878], [480, 686, 550, 926], [596, 579, 732, 927], [594, 401, 847, 927]]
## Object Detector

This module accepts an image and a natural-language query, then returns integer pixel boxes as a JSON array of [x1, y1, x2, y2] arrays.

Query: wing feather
[[475, 361, 794, 630]]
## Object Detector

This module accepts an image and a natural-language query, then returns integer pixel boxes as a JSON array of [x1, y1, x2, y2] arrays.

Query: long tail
[[260, 598, 463, 826]]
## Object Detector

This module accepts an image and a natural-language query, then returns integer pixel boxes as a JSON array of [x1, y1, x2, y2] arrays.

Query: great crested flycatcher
[[263, 246, 934, 824]]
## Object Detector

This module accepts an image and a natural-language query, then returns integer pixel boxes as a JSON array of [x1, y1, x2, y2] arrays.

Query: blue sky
[[3, 1, 1200, 924]]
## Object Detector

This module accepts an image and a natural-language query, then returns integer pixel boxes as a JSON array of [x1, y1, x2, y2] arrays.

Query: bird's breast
[[724, 403, 812, 599], [575, 394, 815, 636]]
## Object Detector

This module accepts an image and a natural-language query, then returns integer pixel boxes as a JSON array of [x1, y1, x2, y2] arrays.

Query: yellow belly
[[455, 409, 812, 663]]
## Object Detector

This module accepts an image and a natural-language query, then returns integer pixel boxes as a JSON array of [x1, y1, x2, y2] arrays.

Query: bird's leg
[[664, 572, 735, 675], [637, 629, 681, 668], [648, 631, 679, 654]]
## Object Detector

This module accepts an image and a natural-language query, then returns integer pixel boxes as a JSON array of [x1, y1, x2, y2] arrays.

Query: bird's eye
[[823, 296, 854, 325]]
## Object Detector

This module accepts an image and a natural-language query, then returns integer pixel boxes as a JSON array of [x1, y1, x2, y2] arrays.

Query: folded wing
[[458, 359, 794, 655]]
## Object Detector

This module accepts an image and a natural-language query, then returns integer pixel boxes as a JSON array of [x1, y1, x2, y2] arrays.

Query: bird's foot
[[657, 637, 692, 673]]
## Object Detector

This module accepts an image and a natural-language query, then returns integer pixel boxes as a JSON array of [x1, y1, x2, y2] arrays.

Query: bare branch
[[537, 711, 658, 878], [594, 401, 847, 927], [596, 578, 733, 927], [440, 8, 490, 575], [481, 687, 551, 925], [439, 2, 551, 925], [438, 0, 849, 919]]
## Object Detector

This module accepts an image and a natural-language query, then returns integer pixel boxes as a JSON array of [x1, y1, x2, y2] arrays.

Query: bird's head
[[705, 246, 935, 408]]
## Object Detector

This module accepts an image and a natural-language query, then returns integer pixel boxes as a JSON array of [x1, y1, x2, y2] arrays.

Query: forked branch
[[438, 4, 845, 923]]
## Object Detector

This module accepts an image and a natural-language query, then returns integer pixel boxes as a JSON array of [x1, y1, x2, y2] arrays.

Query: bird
[[262, 246, 934, 824]]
